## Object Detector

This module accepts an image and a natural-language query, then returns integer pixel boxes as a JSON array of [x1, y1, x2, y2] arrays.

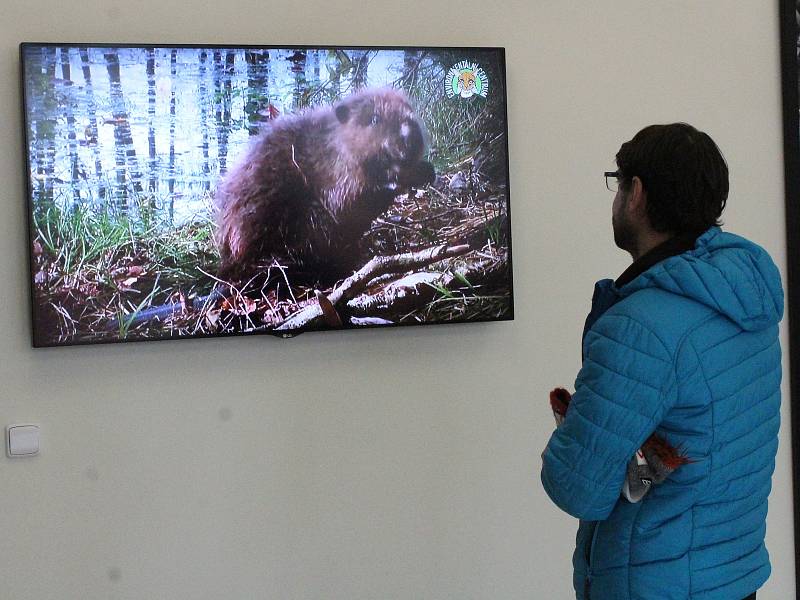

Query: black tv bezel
[[777, 0, 800, 591], [20, 42, 514, 348]]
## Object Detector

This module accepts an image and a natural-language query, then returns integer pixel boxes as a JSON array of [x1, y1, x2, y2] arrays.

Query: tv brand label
[[446, 62, 488, 99]]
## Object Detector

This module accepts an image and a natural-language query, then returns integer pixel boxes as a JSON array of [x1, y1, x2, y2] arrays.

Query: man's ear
[[628, 176, 647, 217]]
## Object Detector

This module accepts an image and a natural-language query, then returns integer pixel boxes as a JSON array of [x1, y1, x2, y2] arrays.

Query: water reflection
[[23, 46, 407, 225]]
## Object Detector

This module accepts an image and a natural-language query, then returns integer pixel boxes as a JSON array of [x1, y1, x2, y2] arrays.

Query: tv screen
[[21, 44, 513, 347]]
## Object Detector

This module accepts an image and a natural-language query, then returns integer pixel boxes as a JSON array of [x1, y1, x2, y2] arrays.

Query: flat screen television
[[21, 43, 513, 347]]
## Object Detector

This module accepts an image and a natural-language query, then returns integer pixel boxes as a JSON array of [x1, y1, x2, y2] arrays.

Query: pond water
[[23, 46, 411, 225]]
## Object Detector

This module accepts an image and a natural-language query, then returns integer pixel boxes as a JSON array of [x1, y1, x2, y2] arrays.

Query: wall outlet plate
[[6, 424, 40, 457]]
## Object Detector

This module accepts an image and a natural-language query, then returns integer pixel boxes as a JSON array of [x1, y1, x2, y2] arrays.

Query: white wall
[[0, 1, 793, 598]]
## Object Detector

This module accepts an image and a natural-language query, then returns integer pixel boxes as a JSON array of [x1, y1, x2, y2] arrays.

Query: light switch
[[7, 424, 40, 457]]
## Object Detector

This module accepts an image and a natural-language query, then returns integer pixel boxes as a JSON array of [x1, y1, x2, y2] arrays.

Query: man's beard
[[613, 199, 637, 254]]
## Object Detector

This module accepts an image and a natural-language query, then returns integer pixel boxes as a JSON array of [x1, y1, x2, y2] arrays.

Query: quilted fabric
[[540, 227, 784, 600]]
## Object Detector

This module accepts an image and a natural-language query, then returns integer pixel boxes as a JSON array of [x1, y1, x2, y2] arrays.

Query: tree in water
[[59, 47, 82, 206], [325, 50, 351, 103], [146, 47, 158, 196], [288, 50, 307, 110], [104, 49, 144, 208], [198, 49, 212, 191], [350, 49, 370, 91], [168, 48, 178, 222], [245, 49, 270, 136], [310, 50, 321, 93], [213, 51, 235, 174], [25, 46, 58, 206], [79, 47, 106, 200]]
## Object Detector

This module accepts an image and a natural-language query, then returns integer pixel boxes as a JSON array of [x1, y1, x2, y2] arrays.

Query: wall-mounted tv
[[21, 43, 513, 347]]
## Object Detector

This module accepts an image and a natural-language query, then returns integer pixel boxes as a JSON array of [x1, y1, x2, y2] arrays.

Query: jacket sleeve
[[540, 313, 677, 521]]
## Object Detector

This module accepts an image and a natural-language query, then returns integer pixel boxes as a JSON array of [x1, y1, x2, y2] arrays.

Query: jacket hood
[[616, 227, 784, 331]]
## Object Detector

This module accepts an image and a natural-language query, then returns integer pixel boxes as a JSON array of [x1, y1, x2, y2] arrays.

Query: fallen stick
[[275, 244, 470, 331]]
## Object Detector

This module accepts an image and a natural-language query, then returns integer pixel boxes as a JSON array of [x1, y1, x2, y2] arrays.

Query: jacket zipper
[[586, 521, 600, 599]]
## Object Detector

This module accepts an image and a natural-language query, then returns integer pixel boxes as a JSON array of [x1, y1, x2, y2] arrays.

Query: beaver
[[214, 87, 435, 283]]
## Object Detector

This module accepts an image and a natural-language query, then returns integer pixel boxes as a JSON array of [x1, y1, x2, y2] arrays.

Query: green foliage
[[34, 198, 216, 285], [32, 192, 219, 342], [115, 277, 162, 338], [485, 218, 503, 247], [399, 52, 505, 175], [453, 271, 474, 289]]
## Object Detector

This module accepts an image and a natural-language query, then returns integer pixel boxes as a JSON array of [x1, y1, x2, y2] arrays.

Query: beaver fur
[[214, 87, 435, 283]]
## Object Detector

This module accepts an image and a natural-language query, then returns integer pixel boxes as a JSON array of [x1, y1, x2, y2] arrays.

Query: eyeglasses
[[604, 171, 621, 192]]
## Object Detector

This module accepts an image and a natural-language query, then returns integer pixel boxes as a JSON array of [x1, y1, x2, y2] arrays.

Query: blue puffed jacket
[[541, 227, 784, 600]]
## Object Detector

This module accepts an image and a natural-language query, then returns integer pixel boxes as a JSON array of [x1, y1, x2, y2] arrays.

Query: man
[[541, 123, 783, 600]]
